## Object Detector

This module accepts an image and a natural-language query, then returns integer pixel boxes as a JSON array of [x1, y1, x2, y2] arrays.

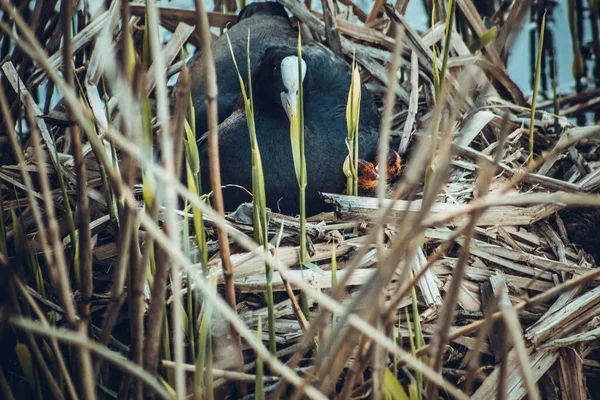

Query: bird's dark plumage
[[236, 1, 290, 22], [188, 2, 296, 135], [560, 207, 600, 263], [197, 44, 381, 215]]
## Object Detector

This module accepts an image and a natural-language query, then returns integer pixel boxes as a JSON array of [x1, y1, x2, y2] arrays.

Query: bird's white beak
[[280, 56, 307, 121]]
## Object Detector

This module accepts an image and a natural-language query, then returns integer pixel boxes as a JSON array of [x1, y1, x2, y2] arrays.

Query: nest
[[1, 0, 600, 399]]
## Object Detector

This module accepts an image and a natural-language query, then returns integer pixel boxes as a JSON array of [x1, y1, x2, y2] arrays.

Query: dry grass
[[1, 0, 600, 399]]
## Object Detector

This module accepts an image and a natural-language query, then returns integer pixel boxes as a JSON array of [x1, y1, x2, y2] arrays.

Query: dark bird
[[197, 43, 381, 215], [559, 207, 600, 263], [188, 2, 296, 136]]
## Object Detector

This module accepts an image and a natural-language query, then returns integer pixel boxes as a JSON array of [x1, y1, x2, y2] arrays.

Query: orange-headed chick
[[375, 150, 402, 183], [357, 159, 379, 196]]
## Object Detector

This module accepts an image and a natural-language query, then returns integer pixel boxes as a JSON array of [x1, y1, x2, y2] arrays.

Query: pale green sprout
[[226, 31, 276, 355], [344, 54, 362, 196], [280, 55, 307, 184], [529, 11, 547, 167], [280, 28, 311, 317]]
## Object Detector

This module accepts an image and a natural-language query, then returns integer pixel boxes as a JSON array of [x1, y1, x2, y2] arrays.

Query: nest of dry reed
[[1, 0, 600, 399]]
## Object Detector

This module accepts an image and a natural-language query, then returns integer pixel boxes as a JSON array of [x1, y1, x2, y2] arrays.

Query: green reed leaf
[[529, 10, 546, 167]]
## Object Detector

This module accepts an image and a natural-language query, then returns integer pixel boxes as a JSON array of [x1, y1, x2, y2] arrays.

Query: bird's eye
[[273, 66, 279, 75]]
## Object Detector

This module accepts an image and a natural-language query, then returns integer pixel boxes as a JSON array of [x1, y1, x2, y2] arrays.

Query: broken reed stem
[[100, 140, 135, 374], [192, 0, 246, 395], [61, 0, 92, 326], [366, 0, 385, 23], [377, 27, 404, 203], [463, 294, 500, 395], [371, 24, 404, 397], [25, 105, 77, 320]]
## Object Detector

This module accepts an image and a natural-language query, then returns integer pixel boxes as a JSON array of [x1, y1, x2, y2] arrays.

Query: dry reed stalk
[[362, 24, 405, 397], [144, 1, 186, 396], [60, 0, 95, 398], [118, 5, 144, 398], [192, 0, 246, 395]]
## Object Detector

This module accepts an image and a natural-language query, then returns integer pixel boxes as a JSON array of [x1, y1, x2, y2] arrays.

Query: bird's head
[[375, 150, 402, 182], [252, 46, 307, 120], [357, 159, 379, 192]]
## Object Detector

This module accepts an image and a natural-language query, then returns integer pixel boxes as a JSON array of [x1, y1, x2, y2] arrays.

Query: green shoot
[[425, 0, 455, 204], [438, 0, 456, 96], [295, 28, 310, 318], [467, 26, 497, 54], [344, 53, 362, 196], [255, 316, 265, 400], [411, 285, 424, 400], [226, 30, 276, 355], [194, 282, 214, 400], [431, 3, 440, 97], [331, 243, 337, 329], [0, 188, 6, 257], [529, 10, 547, 167], [382, 367, 410, 400]]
